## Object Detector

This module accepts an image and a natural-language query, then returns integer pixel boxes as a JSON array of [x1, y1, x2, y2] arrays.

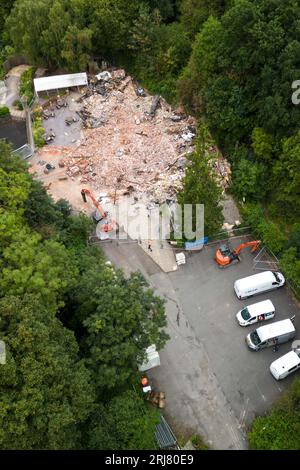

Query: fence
[[252, 245, 300, 299]]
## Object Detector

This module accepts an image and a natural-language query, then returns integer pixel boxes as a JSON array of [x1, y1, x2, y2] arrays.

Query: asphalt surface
[[43, 93, 82, 147], [0, 119, 27, 149], [101, 238, 300, 449]]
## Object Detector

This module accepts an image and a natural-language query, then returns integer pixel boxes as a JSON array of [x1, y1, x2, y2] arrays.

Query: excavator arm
[[234, 240, 261, 255], [81, 188, 118, 234], [81, 188, 107, 219]]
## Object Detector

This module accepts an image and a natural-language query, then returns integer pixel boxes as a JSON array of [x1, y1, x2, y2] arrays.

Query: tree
[[59, 213, 93, 249], [280, 247, 300, 292], [178, 125, 224, 237], [0, 295, 95, 449], [251, 127, 275, 162], [231, 158, 262, 201], [41, 0, 71, 68], [6, 0, 53, 64], [0, 234, 78, 310], [90, 0, 139, 61], [61, 25, 92, 71], [71, 249, 168, 391], [180, 0, 230, 37], [272, 131, 300, 219], [0, 0, 15, 39], [249, 378, 300, 450], [24, 180, 65, 234], [0, 139, 28, 173], [87, 390, 160, 450]]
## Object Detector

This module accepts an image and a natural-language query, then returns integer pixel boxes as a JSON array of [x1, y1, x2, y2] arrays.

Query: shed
[[34, 72, 88, 97]]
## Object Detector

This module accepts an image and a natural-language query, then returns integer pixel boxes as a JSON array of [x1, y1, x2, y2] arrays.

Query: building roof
[[34, 73, 88, 93]]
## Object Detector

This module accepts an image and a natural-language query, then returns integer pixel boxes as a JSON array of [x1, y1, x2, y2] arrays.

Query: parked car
[[246, 318, 296, 351], [234, 271, 285, 300], [236, 299, 275, 326], [270, 349, 300, 380]]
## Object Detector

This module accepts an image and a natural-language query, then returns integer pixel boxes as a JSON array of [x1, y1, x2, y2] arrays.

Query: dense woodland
[[0, 140, 168, 449], [0, 0, 300, 449]]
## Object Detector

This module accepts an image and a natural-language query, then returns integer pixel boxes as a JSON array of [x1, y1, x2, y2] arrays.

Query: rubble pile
[[61, 69, 230, 203]]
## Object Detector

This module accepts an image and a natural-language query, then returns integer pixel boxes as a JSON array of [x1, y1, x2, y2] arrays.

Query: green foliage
[[0, 235, 78, 309], [32, 111, 45, 147], [61, 25, 92, 72], [13, 100, 23, 110], [0, 141, 168, 449], [280, 247, 300, 295], [272, 131, 300, 220], [19, 67, 34, 104], [0, 106, 10, 117], [231, 158, 261, 201], [87, 389, 160, 450], [178, 125, 224, 237], [178, 0, 300, 223], [0, 0, 15, 39], [0, 295, 95, 449], [59, 213, 93, 249], [180, 0, 230, 37], [241, 203, 286, 254], [72, 255, 168, 390], [24, 180, 64, 232], [249, 378, 300, 450], [190, 433, 209, 450], [286, 224, 300, 257], [251, 128, 275, 162]]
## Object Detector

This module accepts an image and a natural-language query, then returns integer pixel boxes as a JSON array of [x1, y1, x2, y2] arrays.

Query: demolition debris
[[40, 68, 231, 205]]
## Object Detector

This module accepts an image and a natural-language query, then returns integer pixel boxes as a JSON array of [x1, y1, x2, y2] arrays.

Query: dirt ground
[[28, 147, 88, 213]]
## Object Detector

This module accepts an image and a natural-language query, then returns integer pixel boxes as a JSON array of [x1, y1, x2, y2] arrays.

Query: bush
[[249, 378, 300, 449], [191, 434, 209, 450], [19, 67, 35, 104], [0, 106, 10, 117], [32, 112, 45, 147], [280, 247, 300, 296], [13, 100, 23, 110], [241, 204, 286, 254]]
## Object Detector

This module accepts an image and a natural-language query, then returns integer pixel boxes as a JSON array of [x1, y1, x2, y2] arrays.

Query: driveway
[[101, 238, 300, 449], [0, 65, 31, 108]]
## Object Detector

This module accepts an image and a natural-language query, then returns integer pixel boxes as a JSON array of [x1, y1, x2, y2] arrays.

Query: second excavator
[[81, 188, 118, 237], [215, 240, 261, 268]]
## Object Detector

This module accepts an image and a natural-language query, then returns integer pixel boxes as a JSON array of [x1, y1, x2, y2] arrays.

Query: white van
[[270, 349, 300, 380], [236, 299, 275, 326], [234, 271, 285, 300], [246, 318, 296, 351]]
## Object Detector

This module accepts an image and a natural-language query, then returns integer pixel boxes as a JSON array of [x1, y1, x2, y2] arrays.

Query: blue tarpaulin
[[185, 237, 208, 250]]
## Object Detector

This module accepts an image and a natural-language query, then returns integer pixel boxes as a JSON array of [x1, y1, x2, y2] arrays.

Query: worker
[[141, 377, 149, 387]]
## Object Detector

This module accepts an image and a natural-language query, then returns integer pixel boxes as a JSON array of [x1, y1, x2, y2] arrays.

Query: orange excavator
[[81, 188, 118, 234], [215, 240, 261, 268]]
